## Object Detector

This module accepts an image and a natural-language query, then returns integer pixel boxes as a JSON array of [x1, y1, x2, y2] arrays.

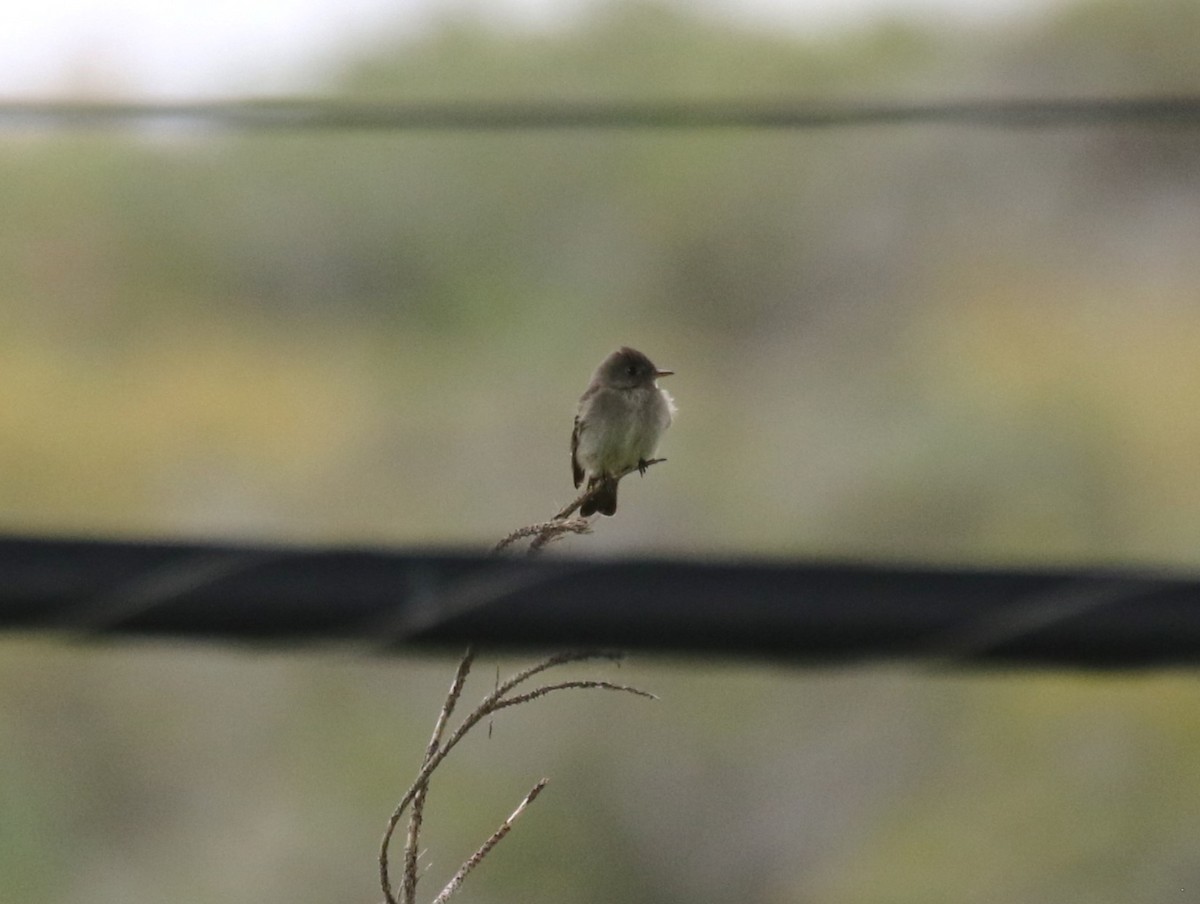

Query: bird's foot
[[637, 458, 649, 476]]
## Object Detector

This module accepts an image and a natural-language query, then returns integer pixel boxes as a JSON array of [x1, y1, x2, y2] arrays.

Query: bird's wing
[[571, 415, 584, 488]]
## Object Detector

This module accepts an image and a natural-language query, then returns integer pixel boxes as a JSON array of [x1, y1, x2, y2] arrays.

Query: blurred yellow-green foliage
[[4, 1, 1200, 902]]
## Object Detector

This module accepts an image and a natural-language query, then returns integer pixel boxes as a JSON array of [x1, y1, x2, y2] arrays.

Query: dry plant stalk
[[492, 457, 666, 555], [427, 779, 548, 904], [379, 648, 656, 904]]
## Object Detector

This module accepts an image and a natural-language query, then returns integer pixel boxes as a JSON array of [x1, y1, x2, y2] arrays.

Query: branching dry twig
[[491, 458, 666, 555], [379, 650, 653, 904]]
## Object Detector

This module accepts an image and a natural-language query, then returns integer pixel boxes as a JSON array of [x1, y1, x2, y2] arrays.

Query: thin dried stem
[[525, 518, 591, 555], [492, 518, 590, 554], [429, 780, 549, 904], [398, 648, 475, 904], [492, 680, 659, 710], [379, 651, 649, 904], [495, 650, 625, 698], [429, 650, 475, 753]]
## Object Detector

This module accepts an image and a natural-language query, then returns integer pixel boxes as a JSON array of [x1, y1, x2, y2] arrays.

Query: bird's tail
[[581, 477, 618, 517]]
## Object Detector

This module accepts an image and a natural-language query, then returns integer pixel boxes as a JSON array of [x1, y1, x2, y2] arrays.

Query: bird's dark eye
[[626, 365, 637, 376]]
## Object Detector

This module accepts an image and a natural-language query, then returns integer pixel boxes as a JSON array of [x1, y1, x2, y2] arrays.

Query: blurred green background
[[4, 0, 1200, 901]]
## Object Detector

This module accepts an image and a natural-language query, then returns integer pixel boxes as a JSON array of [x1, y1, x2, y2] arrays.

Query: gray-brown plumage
[[571, 347, 675, 516]]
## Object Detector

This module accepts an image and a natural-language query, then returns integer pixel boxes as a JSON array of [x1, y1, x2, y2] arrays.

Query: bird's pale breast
[[577, 385, 673, 477]]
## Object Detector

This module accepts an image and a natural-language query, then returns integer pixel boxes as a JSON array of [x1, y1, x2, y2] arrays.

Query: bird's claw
[[637, 458, 649, 476]]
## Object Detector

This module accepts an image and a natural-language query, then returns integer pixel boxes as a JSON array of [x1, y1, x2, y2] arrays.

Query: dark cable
[[3, 534, 1198, 669], [3, 96, 1200, 131]]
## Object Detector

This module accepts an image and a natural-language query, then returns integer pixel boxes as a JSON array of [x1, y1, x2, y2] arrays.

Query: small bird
[[571, 347, 675, 517]]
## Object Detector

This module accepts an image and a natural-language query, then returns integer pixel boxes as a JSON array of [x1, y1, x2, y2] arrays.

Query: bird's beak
[[655, 369, 674, 378]]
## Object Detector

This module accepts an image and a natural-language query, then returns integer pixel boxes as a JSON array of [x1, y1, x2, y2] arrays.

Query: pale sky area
[[0, 0, 1063, 98]]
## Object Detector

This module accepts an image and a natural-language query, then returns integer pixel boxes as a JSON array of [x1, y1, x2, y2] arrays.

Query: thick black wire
[[3, 96, 1200, 131], [3, 534, 1199, 669]]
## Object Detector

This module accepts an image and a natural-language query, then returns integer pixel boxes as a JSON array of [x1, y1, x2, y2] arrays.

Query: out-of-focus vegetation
[[4, 1, 1200, 902], [2, 0, 1198, 562]]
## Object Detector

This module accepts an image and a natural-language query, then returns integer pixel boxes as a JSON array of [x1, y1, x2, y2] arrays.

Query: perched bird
[[571, 347, 675, 517]]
